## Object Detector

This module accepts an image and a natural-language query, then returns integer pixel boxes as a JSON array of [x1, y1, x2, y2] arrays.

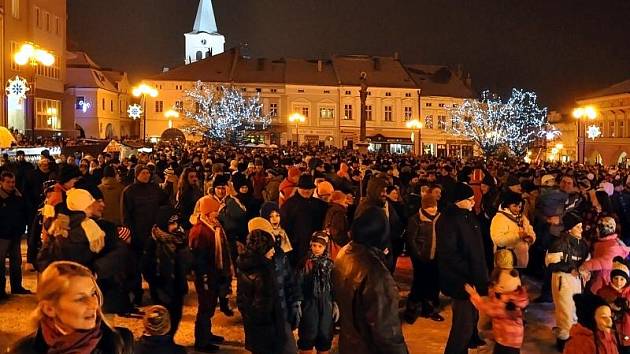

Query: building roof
[[65, 51, 123, 92], [150, 48, 474, 97], [66, 51, 101, 69], [191, 0, 219, 34], [580, 78, 630, 100]]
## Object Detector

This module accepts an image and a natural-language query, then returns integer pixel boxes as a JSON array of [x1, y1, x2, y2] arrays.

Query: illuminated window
[[175, 101, 183, 112], [155, 101, 164, 113], [269, 103, 278, 117], [301, 107, 309, 117], [438, 115, 446, 130], [320, 107, 334, 119], [344, 104, 353, 120], [404, 107, 413, 120], [35, 99, 61, 129], [425, 115, 434, 129]]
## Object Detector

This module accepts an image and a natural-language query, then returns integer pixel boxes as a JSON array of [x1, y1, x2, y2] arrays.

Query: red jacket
[[469, 287, 529, 349], [598, 284, 630, 347], [582, 235, 630, 294], [278, 178, 296, 207], [563, 323, 618, 354]]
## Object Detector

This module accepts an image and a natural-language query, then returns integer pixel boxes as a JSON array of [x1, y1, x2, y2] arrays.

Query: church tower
[[185, 0, 225, 64]]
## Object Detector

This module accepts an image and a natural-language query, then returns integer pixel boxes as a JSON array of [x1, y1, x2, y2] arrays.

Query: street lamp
[[13, 42, 55, 142], [289, 112, 306, 146], [132, 83, 159, 142], [406, 119, 423, 155], [572, 105, 597, 164], [164, 109, 179, 129]]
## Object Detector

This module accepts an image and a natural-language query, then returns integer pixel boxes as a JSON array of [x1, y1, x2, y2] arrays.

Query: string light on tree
[[127, 104, 143, 120], [587, 125, 602, 140]]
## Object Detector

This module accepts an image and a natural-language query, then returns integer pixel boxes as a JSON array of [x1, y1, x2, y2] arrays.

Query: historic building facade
[[2, 0, 70, 137], [63, 51, 133, 139], [143, 48, 476, 156], [577, 79, 630, 166]]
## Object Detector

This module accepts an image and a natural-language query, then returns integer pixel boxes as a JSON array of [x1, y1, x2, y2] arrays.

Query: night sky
[[67, 0, 630, 111]]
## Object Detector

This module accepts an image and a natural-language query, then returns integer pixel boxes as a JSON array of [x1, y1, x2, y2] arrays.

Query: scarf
[[271, 227, 293, 253], [189, 214, 226, 270], [81, 218, 106, 253], [41, 316, 102, 354], [303, 252, 333, 299], [420, 210, 440, 260], [497, 209, 523, 227]]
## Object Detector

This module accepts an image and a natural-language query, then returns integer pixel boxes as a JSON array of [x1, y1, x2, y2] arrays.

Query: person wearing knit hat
[[563, 294, 616, 354], [64, 188, 106, 254], [316, 181, 334, 202], [541, 174, 556, 187], [597, 217, 617, 237], [546, 211, 590, 348], [259, 202, 293, 254], [135, 305, 187, 354], [404, 192, 444, 324], [505, 175, 522, 193]]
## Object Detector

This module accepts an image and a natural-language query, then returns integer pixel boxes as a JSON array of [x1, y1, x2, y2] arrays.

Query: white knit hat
[[541, 174, 556, 187], [66, 188, 96, 212]]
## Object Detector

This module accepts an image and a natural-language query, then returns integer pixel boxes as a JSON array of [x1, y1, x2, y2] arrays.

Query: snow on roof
[[581, 78, 630, 100]]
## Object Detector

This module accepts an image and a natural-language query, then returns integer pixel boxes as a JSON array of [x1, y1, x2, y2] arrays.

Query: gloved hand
[[291, 301, 302, 329], [332, 302, 340, 322]]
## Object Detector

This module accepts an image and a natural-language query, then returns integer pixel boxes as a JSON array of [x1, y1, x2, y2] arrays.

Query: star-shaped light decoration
[[127, 104, 143, 120], [6, 76, 30, 100], [587, 125, 601, 140]]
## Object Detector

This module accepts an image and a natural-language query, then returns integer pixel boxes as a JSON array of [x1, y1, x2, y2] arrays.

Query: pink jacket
[[597, 284, 630, 347], [469, 287, 529, 349], [563, 324, 618, 354], [582, 235, 630, 294]]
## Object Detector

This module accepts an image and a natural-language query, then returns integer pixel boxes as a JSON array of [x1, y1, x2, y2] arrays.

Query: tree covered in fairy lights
[[182, 81, 271, 142], [449, 89, 548, 156]]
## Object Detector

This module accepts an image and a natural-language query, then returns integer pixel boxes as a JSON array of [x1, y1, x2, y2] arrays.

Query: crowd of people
[[0, 141, 630, 354]]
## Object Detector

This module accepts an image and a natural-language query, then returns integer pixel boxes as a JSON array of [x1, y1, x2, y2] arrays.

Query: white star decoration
[[127, 104, 143, 120], [587, 125, 601, 140], [6, 76, 29, 100]]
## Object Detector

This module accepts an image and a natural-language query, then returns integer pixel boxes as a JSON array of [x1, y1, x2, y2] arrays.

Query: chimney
[[317, 59, 323, 73], [393, 52, 399, 61], [373, 57, 381, 71]]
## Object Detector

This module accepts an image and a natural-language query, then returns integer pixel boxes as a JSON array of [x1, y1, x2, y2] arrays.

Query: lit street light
[[289, 112, 306, 146], [132, 83, 159, 142], [572, 105, 597, 163], [164, 109, 180, 129], [13, 42, 55, 141], [406, 119, 423, 155]]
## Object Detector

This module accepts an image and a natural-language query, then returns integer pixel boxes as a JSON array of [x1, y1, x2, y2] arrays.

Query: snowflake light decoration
[[6, 76, 30, 100], [587, 125, 601, 140], [127, 104, 143, 120]]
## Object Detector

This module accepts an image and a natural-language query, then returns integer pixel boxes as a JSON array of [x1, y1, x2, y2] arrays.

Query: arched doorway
[[105, 124, 114, 139], [160, 128, 186, 143], [196, 51, 203, 61]]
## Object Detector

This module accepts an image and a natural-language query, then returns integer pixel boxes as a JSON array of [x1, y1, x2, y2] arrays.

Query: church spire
[[192, 0, 218, 34]]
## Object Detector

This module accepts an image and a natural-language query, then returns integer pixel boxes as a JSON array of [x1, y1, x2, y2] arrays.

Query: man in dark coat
[[280, 174, 328, 267], [121, 165, 169, 305], [332, 206, 409, 354], [436, 182, 489, 354], [0, 171, 30, 298]]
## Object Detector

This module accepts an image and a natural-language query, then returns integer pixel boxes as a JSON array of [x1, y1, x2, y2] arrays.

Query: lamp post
[[132, 83, 159, 142], [406, 119, 423, 155], [164, 109, 179, 129], [13, 42, 55, 142], [288, 112, 306, 146], [572, 105, 597, 164]]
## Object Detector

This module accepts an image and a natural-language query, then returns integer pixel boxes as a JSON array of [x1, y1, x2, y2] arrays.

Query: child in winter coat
[[545, 212, 590, 351], [296, 232, 339, 354], [597, 257, 630, 352], [580, 217, 630, 294], [134, 305, 186, 354], [563, 294, 618, 354], [260, 201, 293, 255], [465, 267, 529, 354]]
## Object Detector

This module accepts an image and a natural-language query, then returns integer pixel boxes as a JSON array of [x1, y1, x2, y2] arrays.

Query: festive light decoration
[[182, 81, 271, 141], [78, 99, 91, 113], [450, 89, 548, 156], [127, 104, 143, 120], [6, 76, 30, 101], [587, 124, 601, 140]]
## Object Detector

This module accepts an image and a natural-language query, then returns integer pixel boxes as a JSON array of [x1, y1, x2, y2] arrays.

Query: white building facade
[[184, 0, 224, 64]]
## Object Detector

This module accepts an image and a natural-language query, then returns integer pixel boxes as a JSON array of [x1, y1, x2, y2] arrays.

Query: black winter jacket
[[546, 232, 590, 273], [0, 188, 28, 239], [280, 194, 328, 266], [436, 204, 489, 300], [121, 181, 169, 247], [332, 242, 409, 354], [405, 210, 439, 262], [8, 323, 133, 354]]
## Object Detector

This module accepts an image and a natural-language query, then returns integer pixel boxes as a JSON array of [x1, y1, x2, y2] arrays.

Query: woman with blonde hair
[[8, 261, 134, 354]]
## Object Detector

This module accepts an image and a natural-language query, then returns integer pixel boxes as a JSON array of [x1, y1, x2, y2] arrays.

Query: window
[[195, 102, 201, 114], [451, 116, 458, 129], [11, 0, 19, 18], [241, 88, 247, 92], [384, 106, 393, 121], [405, 92, 412, 97], [345, 90, 351, 95], [298, 89, 305, 93], [453, 103, 459, 108], [438, 115, 446, 130], [610, 121, 616, 137], [175, 101, 183, 112], [35, 54, 61, 79], [101, 98, 105, 111], [35, 98, 61, 129], [385, 92, 391, 97], [255, 88, 261, 93], [301, 107, 309, 117], [367, 91, 372, 96], [110, 100, 114, 112], [75, 97, 85, 110], [323, 90, 330, 94], [366, 105, 373, 121], [45, 12, 50, 32], [320, 107, 334, 119], [404, 107, 413, 120], [438, 103, 445, 107], [344, 104, 353, 120], [270, 88, 278, 93], [269, 103, 278, 117], [425, 102, 432, 107], [155, 101, 164, 113], [620, 121, 625, 138], [425, 115, 434, 129], [35, 7, 41, 28], [56, 17, 60, 35]]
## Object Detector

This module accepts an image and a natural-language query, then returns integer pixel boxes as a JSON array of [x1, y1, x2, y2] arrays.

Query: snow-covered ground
[[0, 246, 558, 353]]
